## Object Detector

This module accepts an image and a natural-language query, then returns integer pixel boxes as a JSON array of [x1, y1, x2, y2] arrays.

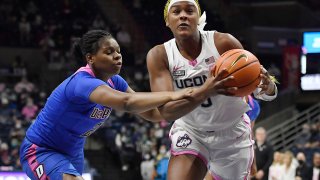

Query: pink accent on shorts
[[75, 64, 95, 77], [188, 59, 198, 67], [171, 149, 208, 166], [212, 174, 223, 180], [26, 144, 50, 180]]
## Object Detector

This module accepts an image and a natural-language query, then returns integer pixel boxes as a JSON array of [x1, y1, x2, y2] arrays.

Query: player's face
[[90, 38, 122, 75], [167, 2, 199, 38]]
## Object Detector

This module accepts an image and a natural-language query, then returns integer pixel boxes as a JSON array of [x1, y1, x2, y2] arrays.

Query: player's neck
[[175, 32, 202, 60], [91, 67, 112, 81]]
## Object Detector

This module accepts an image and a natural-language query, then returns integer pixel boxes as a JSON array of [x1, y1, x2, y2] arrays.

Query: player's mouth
[[115, 62, 122, 68], [178, 23, 189, 29]]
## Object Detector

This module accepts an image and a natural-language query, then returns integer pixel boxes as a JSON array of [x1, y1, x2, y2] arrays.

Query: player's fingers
[[216, 87, 237, 96], [214, 68, 229, 80], [260, 66, 269, 76], [260, 74, 270, 85], [218, 75, 235, 87], [210, 65, 216, 77], [258, 84, 268, 90]]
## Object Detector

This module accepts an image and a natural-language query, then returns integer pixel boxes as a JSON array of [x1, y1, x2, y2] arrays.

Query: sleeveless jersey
[[26, 65, 128, 156], [164, 31, 250, 131]]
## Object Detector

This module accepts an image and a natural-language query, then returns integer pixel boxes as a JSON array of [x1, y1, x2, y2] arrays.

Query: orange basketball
[[213, 49, 261, 97]]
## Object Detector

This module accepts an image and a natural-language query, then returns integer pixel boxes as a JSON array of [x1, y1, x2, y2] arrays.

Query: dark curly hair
[[72, 30, 113, 62]]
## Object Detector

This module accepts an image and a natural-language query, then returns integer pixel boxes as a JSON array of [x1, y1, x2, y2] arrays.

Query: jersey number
[[201, 98, 212, 107], [35, 164, 44, 179]]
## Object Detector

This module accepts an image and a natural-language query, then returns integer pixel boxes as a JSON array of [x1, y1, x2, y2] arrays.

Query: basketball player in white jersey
[[146, 0, 278, 179]]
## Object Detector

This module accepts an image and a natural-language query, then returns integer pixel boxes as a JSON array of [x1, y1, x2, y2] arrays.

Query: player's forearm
[[137, 109, 163, 122], [159, 87, 209, 121], [123, 92, 173, 113]]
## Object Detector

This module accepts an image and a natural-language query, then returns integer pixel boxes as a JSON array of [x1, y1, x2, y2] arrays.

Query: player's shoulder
[[111, 74, 125, 82], [214, 32, 237, 46], [147, 44, 166, 58], [147, 44, 168, 66], [213, 31, 243, 54]]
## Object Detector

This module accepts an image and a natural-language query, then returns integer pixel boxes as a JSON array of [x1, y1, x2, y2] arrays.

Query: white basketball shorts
[[169, 115, 254, 180]]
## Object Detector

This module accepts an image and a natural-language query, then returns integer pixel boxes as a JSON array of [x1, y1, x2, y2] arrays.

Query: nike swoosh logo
[[230, 54, 248, 68]]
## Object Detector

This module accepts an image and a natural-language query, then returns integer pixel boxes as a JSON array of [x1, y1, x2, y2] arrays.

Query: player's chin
[[109, 67, 121, 75], [175, 30, 193, 37], [114, 68, 121, 75]]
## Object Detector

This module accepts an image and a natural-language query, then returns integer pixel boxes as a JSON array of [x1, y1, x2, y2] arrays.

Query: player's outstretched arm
[[89, 84, 193, 113], [125, 86, 164, 122], [146, 45, 236, 121]]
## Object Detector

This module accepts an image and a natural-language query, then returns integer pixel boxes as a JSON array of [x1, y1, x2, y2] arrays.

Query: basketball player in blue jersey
[[19, 30, 202, 180], [146, 0, 278, 179], [246, 95, 261, 129]]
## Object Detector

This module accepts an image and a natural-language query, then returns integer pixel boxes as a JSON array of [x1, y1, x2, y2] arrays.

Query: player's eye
[[187, 9, 194, 12], [172, 9, 179, 14], [105, 50, 112, 55]]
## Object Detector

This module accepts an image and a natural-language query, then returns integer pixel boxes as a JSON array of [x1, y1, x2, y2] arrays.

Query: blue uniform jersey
[[25, 66, 128, 156], [246, 95, 260, 122]]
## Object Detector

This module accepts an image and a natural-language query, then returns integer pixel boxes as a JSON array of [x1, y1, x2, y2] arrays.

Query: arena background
[[0, 0, 319, 179]]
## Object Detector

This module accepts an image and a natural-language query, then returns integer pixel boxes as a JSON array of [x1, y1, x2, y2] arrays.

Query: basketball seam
[[227, 59, 260, 77], [238, 75, 260, 88]]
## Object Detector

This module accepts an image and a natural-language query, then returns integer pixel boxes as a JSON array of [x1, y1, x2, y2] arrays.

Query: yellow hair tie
[[269, 75, 280, 84]]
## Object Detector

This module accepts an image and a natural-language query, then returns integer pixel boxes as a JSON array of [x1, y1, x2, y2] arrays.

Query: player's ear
[[86, 54, 94, 64], [165, 18, 169, 27]]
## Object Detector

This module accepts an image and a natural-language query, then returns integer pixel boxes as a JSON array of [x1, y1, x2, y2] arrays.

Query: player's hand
[[250, 161, 257, 177], [170, 88, 194, 101], [257, 66, 275, 95], [255, 170, 264, 179], [204, 67, 238, 96]]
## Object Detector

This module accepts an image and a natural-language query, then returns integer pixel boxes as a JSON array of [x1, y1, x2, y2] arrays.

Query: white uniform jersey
[[164, 30, 250, 131]]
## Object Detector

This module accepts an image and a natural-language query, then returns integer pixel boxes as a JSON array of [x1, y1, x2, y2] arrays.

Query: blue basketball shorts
[[20, 138, 83, 180]]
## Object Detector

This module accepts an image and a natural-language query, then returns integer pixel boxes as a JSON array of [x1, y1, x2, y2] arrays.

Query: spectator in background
[[0, 143, 13, 171], [39, 34, 55, 61], [295, 152, 312, 180], [311, 152, 320, 180], [155, 151, 170, 180], [116, 26, 131, 49], [253, 127, 274, 180], [21, 97, 38, 121], [18, 16, 31, 45], [281, 151, 298, 180], [14, 76, 35, 94], [140, 153, 155, 180], [309, 123, 320, 148], [12, 55, 27, 77], [268, 151, 284, 180], [92, 15, 107, 30], [294, 124, 311, 149]]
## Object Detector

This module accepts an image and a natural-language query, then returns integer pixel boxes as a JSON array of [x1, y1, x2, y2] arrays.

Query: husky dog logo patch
[[176, 134, 192, 148]]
